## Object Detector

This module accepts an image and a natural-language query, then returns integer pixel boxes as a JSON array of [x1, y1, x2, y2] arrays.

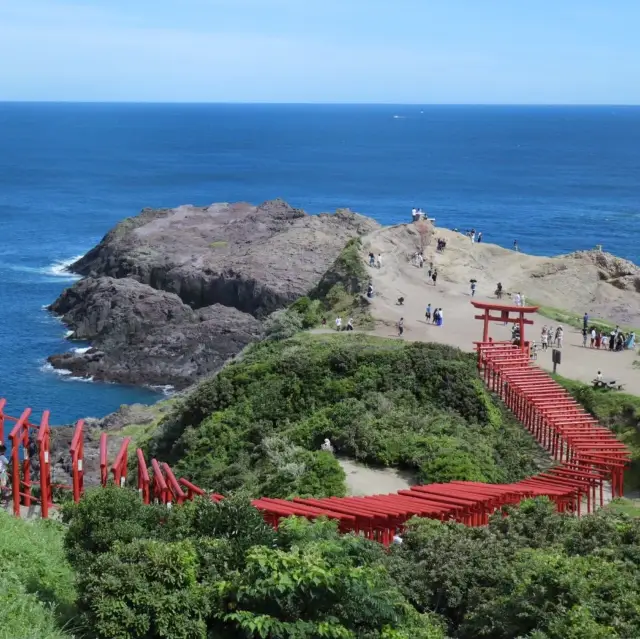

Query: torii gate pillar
[[471, 300, 539, 351]]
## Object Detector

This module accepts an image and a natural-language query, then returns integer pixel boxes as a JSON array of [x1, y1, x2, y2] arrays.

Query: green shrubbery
[[61, 487, 444, 638], [149, 334, 544, 494], [33, 487, 640, 639]]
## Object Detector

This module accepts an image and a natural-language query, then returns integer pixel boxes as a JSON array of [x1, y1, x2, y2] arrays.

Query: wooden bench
[[592, 378, 625, 391]]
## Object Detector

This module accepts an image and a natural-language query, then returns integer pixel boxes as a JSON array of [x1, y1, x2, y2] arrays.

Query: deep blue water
[[1, 103, 639, 423]]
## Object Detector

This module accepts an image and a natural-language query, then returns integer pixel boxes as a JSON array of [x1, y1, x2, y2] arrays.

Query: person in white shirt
[[596, 370, 603, 381], [376, 254, 382, 269], [335, 317, 342, 331]]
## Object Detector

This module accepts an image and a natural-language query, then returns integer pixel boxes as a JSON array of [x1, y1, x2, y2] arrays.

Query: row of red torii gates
[[0, 302, 630, 544]]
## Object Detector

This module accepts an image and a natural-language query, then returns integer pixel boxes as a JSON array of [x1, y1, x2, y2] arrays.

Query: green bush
[[77, 539, 210, 639], [150, 334, 544, 494], [62, 486, 164, 569]]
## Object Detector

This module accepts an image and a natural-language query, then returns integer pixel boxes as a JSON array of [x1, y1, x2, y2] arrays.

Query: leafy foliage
[[149, 334, 544, 494]]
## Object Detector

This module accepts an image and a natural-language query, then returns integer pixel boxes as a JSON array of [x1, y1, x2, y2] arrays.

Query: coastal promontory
[[47, 199, 379, 387]]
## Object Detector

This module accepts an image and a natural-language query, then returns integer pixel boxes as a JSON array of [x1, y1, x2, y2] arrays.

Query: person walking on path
[[470, 281, 477, 297], [347, 318, 354, 331], [582, 327, 588, 348], [590, 327, 596, 348], [513, 240, 519, 252], [541, 326, 549, 350], [477, 231, 483, 243], [376, 253, 382, 269], [555, 326, 564, 348], [432, 269, 438, 286], [425, 303, 432, 322], [335, 316, 342, 331], [397, 317, 404, 336]]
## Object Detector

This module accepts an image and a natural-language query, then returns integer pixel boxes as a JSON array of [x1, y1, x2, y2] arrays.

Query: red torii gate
[[471, 300, 539, 350]]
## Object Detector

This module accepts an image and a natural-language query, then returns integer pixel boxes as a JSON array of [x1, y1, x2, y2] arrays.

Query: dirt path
[[360, 226, 640, 395], [338, 458, 414, 496]]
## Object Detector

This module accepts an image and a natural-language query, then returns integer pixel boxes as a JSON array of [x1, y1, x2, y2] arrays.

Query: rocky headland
[[47, 199, 378, 387]]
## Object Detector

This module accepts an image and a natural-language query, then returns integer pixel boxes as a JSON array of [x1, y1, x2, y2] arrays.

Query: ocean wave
[[40, 362, 72, 376], [47, 254, 84, 279], [72, 347, 91, 355], [150, 384, 176, 397], [40, 361, 93, 382], [9, 254, 83, 281], [65, 330, 75, 338]]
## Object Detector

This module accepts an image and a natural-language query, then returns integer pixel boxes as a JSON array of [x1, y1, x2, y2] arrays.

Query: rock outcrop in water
[[47, 199, 378, 387]]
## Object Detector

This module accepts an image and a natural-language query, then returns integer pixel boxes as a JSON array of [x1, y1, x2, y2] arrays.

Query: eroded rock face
[[47, 200, 377, 387], [48, 277, 263, 388], [71, 199, 378, 316]]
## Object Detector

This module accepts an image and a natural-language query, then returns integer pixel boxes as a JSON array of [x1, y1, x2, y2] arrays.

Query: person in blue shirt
[[425, 304, 432, 322]]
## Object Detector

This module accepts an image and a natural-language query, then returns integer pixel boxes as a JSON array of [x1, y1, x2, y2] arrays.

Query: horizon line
[[0, 100, 639, 107]]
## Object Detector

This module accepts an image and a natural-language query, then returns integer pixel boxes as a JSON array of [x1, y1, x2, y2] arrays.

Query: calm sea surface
[[1, 103, 639, 423]]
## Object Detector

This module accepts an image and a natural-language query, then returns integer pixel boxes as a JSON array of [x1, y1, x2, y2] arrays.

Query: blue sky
[[0, 0, 637, 103]]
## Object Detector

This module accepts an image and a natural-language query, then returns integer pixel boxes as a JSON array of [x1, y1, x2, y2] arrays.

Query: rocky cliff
[[47, 199, 378, 387]]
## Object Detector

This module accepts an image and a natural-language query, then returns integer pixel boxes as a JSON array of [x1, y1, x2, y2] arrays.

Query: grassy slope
[[531, 299, 640, 333], [0, 513, 76, 639]]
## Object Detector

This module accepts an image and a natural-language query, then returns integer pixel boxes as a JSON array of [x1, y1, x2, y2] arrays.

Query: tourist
[[477, 231, 483, 243], [601, 333, 608, 350], [581, 327, 588, 348], [609, 330, 615, 351], [0, 444, 8, 501], [555, 326, 564, 348], [418, 253, 424, 268], [471, 230, 476, 243], [513, 292, 521, 307], [367, 283, 374, 298], [398, 317, 404, 336], [470, 281, 477, 297], [392, 531, 403, 545], [531, 342, 538, 360], [321, 438, 334, 453], [321, 317, 327, 327], [626, 332, 636, 349], [425, 303, 432, 322], [377, 253, 382, 269], [347, 318, 354, 331], [496, 282, 503, 299], [583, 312, 589, 329], [596, 370, 603, 381], [541, 326, 549, 350], [616, 333, 624, 352], [432, 269, 438, 286], [437, 308, 444, 326], [335, 316, 342, 331], [513, 240, 519, 252], [368, 252, 375, 267], [521, 293, 526, 307], [590, 327, 596, 348]]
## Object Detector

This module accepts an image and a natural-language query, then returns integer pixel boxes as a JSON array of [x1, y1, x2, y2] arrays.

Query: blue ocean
[[1, 103, 639, 423]]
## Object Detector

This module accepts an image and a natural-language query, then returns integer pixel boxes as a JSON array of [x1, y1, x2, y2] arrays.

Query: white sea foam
[[150, 384, 176, 397], [46, 255, 84, 279], [65, 330, 75, 338], [40, 362, 72, 376], [72, 347, 91, 355]]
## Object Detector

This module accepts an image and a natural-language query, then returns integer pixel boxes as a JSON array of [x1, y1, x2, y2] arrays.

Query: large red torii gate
[[471, 300, 539, 350]]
